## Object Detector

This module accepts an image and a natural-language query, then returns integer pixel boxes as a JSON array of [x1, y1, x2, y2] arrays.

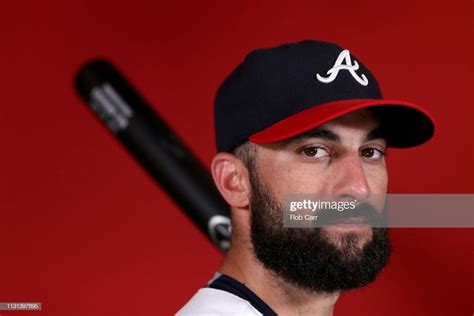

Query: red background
[[1, 1, 473, 315]]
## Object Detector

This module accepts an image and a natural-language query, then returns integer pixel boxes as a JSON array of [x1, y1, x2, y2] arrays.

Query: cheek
[[366, 163, 388, 194], [367, 166, 388, 215], [257, 154, 328, 198], [258, 160, 301, 197]]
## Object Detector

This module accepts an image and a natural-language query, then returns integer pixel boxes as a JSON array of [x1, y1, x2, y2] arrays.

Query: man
[[177, 40, 434, 315]]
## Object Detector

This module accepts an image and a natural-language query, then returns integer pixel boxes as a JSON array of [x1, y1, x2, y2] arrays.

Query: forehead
[[321, 108, 379, 129], [276, 109, 382, 145]]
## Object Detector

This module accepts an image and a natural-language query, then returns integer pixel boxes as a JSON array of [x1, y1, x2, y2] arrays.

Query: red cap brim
[[249, 99, 435, 148]]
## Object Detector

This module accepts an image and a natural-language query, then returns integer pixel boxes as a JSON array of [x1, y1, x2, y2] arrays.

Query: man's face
[[248, 109, 391, 293]]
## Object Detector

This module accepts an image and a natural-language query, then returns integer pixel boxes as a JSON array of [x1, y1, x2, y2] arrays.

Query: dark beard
[[249, 167, 392, 294]]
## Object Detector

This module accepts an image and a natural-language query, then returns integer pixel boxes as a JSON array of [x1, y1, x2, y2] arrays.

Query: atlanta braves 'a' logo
[[316, 49, 369, 86]]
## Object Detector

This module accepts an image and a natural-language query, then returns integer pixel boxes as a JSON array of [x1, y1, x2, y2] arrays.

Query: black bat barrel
[[74, 60, 231, 252]]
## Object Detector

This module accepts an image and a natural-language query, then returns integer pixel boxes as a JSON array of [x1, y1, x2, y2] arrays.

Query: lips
[[328, 216, 370, 226]]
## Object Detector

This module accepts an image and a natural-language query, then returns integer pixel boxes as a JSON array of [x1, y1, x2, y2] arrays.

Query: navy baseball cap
[[214, 40, 435, 152]]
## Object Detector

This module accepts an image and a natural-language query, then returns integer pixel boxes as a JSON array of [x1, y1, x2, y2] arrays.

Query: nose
[[331, 154, 371, 202]]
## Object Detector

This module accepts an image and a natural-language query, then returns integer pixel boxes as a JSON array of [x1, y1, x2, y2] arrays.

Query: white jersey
[[176, 273, 276, 316], [176, 287, 262, 315]]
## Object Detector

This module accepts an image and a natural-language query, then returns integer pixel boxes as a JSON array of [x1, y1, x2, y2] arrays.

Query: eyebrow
[[294, 128, 340, 142], [276, 126, 386, 148]]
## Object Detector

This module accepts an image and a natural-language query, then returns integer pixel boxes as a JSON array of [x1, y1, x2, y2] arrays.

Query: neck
[[219, 239, 339, 316]]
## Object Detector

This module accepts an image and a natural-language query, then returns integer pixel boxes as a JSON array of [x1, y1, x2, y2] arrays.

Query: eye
[[300, 146, 330, 159], [360, 147, 385, 160]]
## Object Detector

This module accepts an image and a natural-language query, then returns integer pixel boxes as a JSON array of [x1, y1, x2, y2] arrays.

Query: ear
[[211, 152, 251, 208]]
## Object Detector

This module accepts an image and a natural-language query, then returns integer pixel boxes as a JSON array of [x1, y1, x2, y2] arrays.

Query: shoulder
[[176, 287, 262, 316]]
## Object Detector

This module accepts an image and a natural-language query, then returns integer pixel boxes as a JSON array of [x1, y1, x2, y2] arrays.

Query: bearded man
[[177, 40, 434, 315]]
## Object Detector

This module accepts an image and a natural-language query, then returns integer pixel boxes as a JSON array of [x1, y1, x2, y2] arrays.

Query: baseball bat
[[74, 59, 231, 252]]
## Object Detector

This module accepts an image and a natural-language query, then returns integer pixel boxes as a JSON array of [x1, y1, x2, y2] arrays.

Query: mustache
[[315, 202, 386, 227]]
